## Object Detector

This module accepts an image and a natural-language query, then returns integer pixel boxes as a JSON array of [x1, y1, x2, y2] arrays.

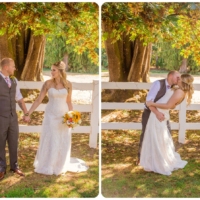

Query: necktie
[[5, 77, 11, 88], [167, 85, 171, 89]]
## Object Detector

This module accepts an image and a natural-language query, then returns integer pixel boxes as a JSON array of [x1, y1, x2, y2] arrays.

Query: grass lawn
[[0, 133, 99, 197], [101, 110, 200, 197], [102, 129, 200, 197]]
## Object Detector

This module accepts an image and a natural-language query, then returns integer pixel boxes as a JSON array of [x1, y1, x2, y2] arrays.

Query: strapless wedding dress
[[140, 89, 187, 175], [33, 88, 89, 175]]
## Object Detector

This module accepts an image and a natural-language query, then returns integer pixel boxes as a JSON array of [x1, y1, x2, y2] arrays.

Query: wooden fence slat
[[101, 122, 180, 130], [19, 125, 91, 133], [186, 123, 200, 129], [18, 81, 93, 90], [102, 82, 151, 90], [16, 104, 92, 112], [102, 82, 200, 90], [89, 80, 99, 148], [102, 103, 200, 111], [178, 99, 187, 143], [101, 102, 185, 111]]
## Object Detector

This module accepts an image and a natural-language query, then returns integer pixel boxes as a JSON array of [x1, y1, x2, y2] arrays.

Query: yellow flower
[[62, 110, 81, 128], [9, 75, 16, 80]]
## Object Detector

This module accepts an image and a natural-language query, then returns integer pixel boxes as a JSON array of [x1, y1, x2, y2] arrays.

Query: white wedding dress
[[140, 89, 187, 176], [33, 88, 89, 175]]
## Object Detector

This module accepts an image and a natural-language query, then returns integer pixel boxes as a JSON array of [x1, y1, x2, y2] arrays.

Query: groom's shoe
[[10, 168, 25, 176], [0, 171, 6, 180]]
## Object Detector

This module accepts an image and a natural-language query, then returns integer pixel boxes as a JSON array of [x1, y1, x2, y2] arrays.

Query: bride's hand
[[146, 101, 154, 107]]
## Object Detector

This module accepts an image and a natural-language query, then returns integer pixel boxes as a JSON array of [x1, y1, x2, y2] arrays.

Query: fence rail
[[101, 82, 200, 143], [17, 80, 99, 148]]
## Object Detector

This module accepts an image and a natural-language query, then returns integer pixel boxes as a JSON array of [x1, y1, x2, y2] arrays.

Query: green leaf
[[0, 3, 6, 10], [38, 7, 43, 13], [0, 28, 6, 36], [102, 32, 108, 41], [40, 16, 47, 24]]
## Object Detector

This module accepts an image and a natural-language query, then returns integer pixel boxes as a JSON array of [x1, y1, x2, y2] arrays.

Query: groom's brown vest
[[0, 75, 17, 117], [147, 79, 166, 110], [138, 79, 167, 158]]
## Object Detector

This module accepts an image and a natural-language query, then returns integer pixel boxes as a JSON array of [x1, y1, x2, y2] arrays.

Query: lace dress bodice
[[45, 88, 68, 117]]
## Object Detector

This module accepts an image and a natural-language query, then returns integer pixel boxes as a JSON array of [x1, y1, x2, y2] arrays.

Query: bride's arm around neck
[[147, 89, 185, 110]]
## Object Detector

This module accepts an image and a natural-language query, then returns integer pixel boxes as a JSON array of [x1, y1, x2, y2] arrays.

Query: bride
[[25, 61, 88, 175], [140, 74, 194, 176]]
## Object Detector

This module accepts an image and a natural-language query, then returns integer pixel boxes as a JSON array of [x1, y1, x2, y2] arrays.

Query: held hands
[[23, 114, 31, 123]]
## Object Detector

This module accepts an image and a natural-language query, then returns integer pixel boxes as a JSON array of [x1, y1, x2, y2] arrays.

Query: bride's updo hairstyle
[[52, 61, 69, 91], [180, 74, 194, 105]]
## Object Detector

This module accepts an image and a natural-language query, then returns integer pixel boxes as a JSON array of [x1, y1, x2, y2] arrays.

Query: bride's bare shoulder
[[42, 79, 54, 90], [174, 87, 184, 93], [173, 88, 185, 100]]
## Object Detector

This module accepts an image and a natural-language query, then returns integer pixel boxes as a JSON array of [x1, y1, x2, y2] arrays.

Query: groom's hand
[[155, 111, 165, 122]]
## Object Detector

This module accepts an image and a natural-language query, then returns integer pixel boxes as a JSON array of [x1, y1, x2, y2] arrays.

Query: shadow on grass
[[0, 133, 99, 198], [102, 130, 200, 198]]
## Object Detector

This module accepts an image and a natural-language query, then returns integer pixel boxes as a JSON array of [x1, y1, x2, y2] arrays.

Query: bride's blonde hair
[[180, 74, 194, 105], [52, 61, 69, 91]]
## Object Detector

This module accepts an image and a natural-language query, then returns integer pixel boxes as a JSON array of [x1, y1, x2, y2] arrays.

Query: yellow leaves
[[1, 2, 98, 65], [127, 2, 143, 17]]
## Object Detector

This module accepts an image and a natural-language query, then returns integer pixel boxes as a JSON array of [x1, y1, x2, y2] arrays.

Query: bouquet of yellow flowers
[[62, 110, 81, 128]]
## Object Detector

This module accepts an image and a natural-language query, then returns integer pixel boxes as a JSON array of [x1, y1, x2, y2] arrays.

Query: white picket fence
[[101, 82, 200, 144], [17, 80, 99, 148]]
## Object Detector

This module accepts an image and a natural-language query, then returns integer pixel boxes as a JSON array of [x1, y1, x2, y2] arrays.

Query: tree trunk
[[15, 29, 25, 78], [36, 37, 45, 81], [103, 33, 152, 83], [179, 58, 187, 73], [128, 38, 151, 82], [102, 20, 152, 101], [142, 43, 152, 82], [102, 20, 131, 82], [21, 33, 45, 81], [0, 11, 45, 81]]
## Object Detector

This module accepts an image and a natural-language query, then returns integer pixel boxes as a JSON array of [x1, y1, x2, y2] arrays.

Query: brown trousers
[[0, 114, 19, 172]]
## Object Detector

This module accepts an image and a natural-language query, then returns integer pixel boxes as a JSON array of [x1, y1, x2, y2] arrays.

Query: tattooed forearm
[[18, 99, 28, 114]]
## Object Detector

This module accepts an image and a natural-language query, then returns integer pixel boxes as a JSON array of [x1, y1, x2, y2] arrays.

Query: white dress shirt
[[0, 72, 23, 101], [145, 79, 170, 109]]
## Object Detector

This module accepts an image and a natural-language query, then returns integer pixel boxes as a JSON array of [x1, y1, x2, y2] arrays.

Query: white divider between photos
[[101, 82, 200, 144], [17, 80, 99, 148]]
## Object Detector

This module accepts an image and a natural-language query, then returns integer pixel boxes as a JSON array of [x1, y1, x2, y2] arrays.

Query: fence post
[[89, 80, 99, 148], [178, 99, 186, 143]]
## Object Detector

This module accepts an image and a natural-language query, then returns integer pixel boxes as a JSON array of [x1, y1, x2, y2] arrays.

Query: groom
[[0, 58, 30, 180], [137, 70, 181, 165]]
